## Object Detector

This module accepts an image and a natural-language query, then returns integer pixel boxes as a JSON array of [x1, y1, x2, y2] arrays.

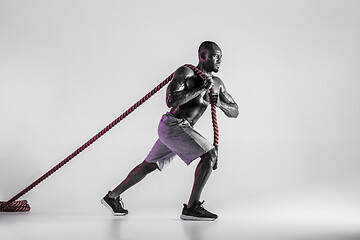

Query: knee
[[201, 148, 218, 166], [141, 160, 158, 172]]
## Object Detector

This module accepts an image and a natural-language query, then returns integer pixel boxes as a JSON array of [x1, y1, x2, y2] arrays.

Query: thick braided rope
[[184, 64, 219, 170], [0, 64, 220, 212], [184, 64, 219, 148], [0, 72, 174, 212], [0, 200, 30, 212]]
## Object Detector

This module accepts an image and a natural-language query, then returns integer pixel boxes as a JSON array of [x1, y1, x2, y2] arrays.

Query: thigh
[[158, 117, 214, 165], [144, 138, 175, 170]]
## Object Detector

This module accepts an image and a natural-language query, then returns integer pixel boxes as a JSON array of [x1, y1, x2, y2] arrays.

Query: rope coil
[[0, 64, 218, 212]]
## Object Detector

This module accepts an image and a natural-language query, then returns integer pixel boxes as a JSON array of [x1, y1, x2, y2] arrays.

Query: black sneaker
[[101, 191, 128, 216], [180, 200, 218, 221]]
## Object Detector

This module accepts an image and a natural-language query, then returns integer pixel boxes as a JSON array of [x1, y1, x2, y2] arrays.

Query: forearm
[[218, 101, 239, 118]]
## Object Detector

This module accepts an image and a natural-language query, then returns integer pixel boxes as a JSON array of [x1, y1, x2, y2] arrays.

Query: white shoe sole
[[101, 198, 127, 216], [180, 214, 216, 221]]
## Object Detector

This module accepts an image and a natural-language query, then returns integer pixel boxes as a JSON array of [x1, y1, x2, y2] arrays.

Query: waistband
[[164, 112, 192, 126]]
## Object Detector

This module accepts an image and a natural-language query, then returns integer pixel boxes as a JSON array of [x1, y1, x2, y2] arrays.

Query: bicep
[[220, 90, 236, 104], [218, 80, 237, 104], [167, 77, 185, 93], [167, 67, 192, 93], [166, 67, 193, 106]]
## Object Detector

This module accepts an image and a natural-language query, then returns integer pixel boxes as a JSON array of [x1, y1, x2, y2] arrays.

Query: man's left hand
[[209, 92, 219, 107]]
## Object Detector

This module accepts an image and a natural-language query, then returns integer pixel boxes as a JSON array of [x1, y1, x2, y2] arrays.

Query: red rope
[[0, 200, 30, 212], [0, 64, 219, 212], [184, 64, 219, 150], [184, 64, 219, 169]]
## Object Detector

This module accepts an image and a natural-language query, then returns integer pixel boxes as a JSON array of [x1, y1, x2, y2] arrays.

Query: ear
[[200, 52, 207, 61]]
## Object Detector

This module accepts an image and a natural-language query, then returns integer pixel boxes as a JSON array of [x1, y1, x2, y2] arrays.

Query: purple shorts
[[144, 112, 214, 170]]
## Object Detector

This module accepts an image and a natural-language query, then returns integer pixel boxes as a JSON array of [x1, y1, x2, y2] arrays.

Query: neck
[[196, 62, 213, 76]]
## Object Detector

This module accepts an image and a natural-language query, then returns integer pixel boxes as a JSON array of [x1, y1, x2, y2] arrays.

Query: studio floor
[[1, 202, 359, 240]]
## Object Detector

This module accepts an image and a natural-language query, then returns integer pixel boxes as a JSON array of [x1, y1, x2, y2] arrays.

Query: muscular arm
[[214, 78, 239, 118], [166, 66, 209, 108], [218, 90, 239, 118]]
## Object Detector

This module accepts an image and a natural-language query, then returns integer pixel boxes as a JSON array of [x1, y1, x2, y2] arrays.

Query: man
[[101, 41, 239, 221]]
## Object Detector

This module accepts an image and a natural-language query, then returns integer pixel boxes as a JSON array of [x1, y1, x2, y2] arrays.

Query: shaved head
[[197, 41, 222, 73], [198, 41, 221, 61]]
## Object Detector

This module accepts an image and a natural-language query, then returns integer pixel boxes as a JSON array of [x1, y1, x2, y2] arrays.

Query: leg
[[109, 160, 158, 199], [188, 148, 217, 207]]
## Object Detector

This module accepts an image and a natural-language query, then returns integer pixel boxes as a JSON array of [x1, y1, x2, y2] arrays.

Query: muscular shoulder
[[173, 66, 195, 80], [167, 66, 193, 92], [212, 75, 222, 83], [169, 66, 196, 89], [212, 76, 226, 92]]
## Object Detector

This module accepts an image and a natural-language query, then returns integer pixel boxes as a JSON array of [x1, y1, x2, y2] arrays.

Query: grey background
[[1, 0, 359, 227]]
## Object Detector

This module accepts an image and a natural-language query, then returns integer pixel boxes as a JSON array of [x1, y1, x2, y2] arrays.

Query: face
[[202, 46, 222, 73], [209, 48, 222, 72]]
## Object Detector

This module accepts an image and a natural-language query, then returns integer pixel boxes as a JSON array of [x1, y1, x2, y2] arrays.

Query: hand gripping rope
[[0, 64, 219, 212]]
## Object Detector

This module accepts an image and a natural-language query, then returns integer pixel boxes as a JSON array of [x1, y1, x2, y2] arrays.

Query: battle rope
[[184, 64, 219, 169], [0, 64, 218, 212]]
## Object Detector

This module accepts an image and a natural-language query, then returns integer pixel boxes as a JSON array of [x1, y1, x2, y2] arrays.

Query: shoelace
[[193, 200, 206, 212], [116, 197, 125, 209]]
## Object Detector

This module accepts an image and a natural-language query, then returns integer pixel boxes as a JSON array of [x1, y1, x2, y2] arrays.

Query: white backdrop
[[1, 0, 359, 221]]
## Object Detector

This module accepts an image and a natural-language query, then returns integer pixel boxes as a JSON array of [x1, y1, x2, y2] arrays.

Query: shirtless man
[[101, 41, 239, 221]]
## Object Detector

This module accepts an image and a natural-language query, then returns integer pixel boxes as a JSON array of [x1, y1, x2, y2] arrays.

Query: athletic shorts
[[144, 112, 214, 170]]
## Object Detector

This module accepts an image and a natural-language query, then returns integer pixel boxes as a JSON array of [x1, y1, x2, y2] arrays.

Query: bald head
[[198, 41, 221, 61], [197, 41, 222, 73]]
